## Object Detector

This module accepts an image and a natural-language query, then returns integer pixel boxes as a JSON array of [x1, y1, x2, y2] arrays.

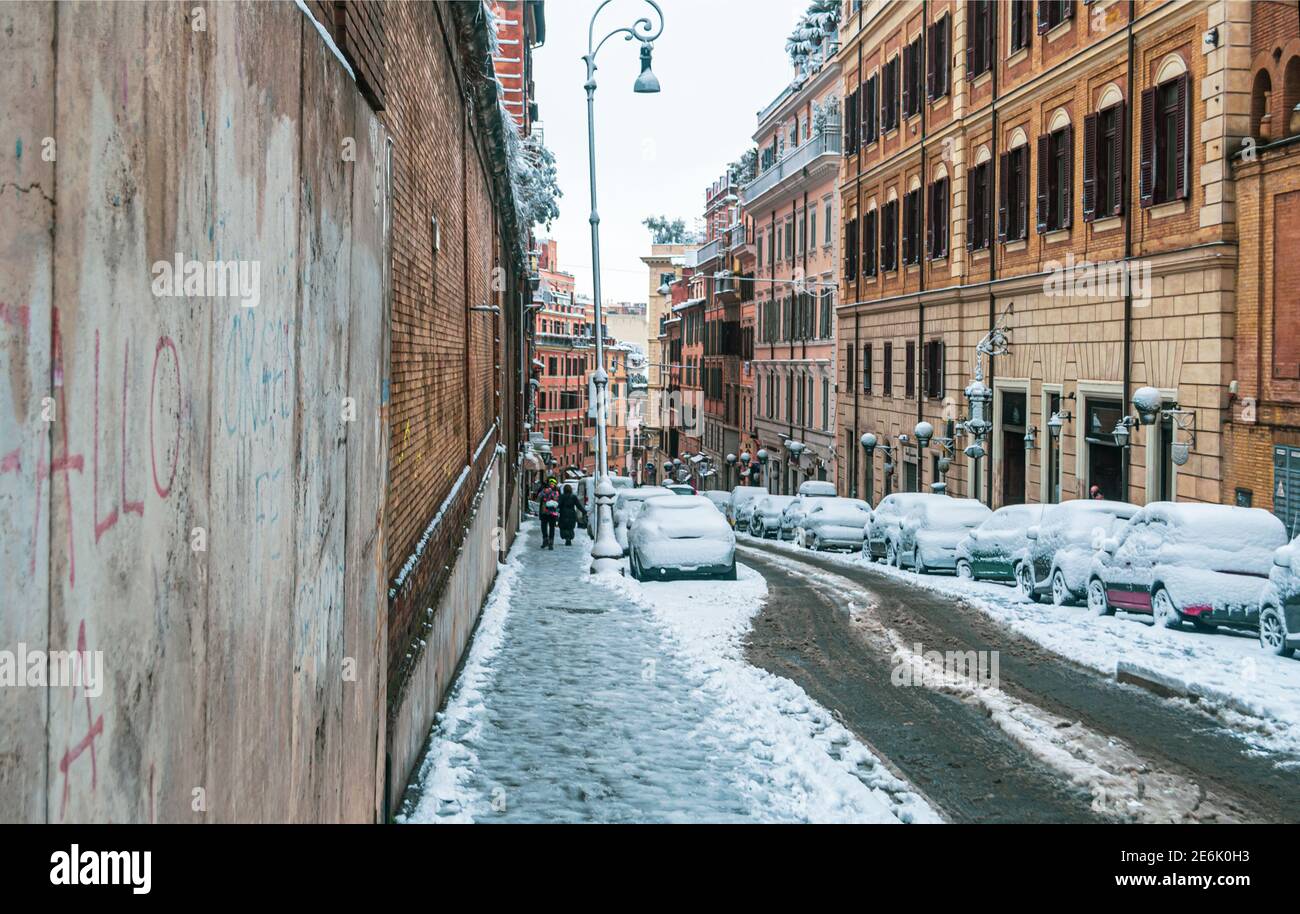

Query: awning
[[522, 453, 544, 471]]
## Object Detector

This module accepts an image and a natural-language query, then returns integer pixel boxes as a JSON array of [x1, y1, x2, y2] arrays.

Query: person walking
[[557, 483, 586, 546], [537, 477, 561, 549]]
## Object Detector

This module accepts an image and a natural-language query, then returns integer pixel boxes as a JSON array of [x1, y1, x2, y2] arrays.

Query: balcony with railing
[[694, 235, 724, 266], [726, 222, 748, 251], [740, 127, 842, 206]]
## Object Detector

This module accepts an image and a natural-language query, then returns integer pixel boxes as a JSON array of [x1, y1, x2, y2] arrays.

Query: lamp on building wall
[[583, 0, 665, 575]]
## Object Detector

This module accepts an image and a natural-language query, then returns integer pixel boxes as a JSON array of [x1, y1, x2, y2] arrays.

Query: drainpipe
[[917, 0, 929, 441], [986, 0, 1000, 508], [1121, 0, 1135, 502]]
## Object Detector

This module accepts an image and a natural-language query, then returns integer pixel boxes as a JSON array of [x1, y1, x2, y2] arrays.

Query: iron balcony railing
[[727, 222, 748, 250], [740, 127, 841, 205], [695, 235, 724, 265]]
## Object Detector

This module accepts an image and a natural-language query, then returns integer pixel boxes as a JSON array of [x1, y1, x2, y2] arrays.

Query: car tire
[[885, 540, 898, 568], [629, 551, 642, 582], [1015, 563, 1039, 602], [1151, 588, 1183, 630], [1050, 570, 1072, 607], [956, 559, 973, 580], [1087, 577, 1112, 616], [722, 563, 738, 581], [914, 549, 928, 575], [809, 533, 821, 551], [1259, 605, 1295, 657]]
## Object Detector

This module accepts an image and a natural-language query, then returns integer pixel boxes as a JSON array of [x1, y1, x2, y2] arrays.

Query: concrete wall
[[0, 1, 389, 823]]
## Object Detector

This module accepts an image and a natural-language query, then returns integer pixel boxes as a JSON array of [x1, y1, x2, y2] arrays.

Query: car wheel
[[1151, 588, 1183, 630], [1016, 563, 1040, 602], [722, 563, 738, 581], [914, 549, 928, 575], [885, 540, 898, 568], [956, 559, 973, 581], [1259, 606, 1295, 657], [809, 534, 821, 551], [1087, 577, 1112, 616], [1050, 570, 1072, 607], [629, 551, 642, 581]]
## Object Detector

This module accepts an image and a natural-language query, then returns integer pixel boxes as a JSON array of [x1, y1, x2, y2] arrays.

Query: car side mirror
[[1273, 547, 1289, 568], [1103, 537, 1119, 555], [1025, 526, 1039, 541]]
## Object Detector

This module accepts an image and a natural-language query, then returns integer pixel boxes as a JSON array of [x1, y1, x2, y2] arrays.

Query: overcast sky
[[531, 0, 807, 304]]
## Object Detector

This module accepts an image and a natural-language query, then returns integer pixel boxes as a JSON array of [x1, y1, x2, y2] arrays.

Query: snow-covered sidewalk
[[399, 521, 937, 824], [754, 535, 1300, 763]]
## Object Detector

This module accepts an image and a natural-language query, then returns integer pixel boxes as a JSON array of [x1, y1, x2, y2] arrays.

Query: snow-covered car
[[898, 498, 992, 573], [750, 494, 799, 539], [1084, 503, 1288, 630], [584, 474, 634, 534], [796, 480, 837, 497], [702, 490, 731, 514], [628, 495, 737, 581], [665, 483, 695, 496], [866, 493, 949, 565], [728, 486, 768, 531], [778, 488, 840, 540], [1259, 535, 1300, 656], [955, 503, 1047, 583], [798, 498, 872, 551], [612, 486, 674, 554], [1016, 499, 1139, 605]]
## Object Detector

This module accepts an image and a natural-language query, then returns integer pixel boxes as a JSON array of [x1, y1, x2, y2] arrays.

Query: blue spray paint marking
[[15, 138, 22, 160]]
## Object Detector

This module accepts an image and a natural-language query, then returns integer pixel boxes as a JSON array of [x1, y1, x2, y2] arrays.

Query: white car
[[1084, 503, 1287, 629], [628, 495, 737, 581], [702, 490, 732, 514], [1016, 499, 1139, 604], [866, 493, 949, 565], [898, 498, 992, 573], [584, 474, 634, 534], [612, 486, 674, 554], [750, 494, 799, 539], [779, 488, 840, 540], [954, 503, 1046, 583], [798, 498, 872, 551], [728, 486, 768, 531], [1259, 535, 1300, 656]]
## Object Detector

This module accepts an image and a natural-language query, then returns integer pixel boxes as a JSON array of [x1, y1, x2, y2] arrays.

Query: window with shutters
[[1037, 0, 1073, 34], [883, 57, 900, 132], [928, 15, 950, 101], [967, 160, 993, 250], [905, 341, 916, 398], [862, 208, 878, 277], [928, 177, 949, 259], [1083, 102, 1124, 221], [902, 188, 922, 265], [785, 217, 795, 260], [1010, 0, 1033, 52], [822, 378, 830, 430], [845, 87, 860, 156], [966, 0, 993, 80], [882, 199, 899, 271], [883, 342, 893, 395], [863, 74, 879, 145], [863, 343, 873, 392], [1141, 74, 1190, 207], [809, 208, 817, 254], [924, 340, 945, 398], [845, 216, 859, 280], [1036, 124, 1073, 233], [999, 145, 1029, 241], [824, 199, 833, 245], [903, 37, 923, 119]]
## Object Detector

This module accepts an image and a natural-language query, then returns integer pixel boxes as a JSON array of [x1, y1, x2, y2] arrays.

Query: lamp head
[[860, 432, 877, 453], [633, 42, 661, 93], [757, 448, 769, 464], [1112, 419, 1131, 448], [725, 453, 737, 465], [1047, 411, 1064, 438], [914, 421, 934, 449]]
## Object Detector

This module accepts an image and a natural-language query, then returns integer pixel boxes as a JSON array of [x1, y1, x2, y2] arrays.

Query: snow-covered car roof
[[1135, 502, 1288, 564], [729, 487, 768, 506], [910, 498, 991, 528], [1048, 498, 1136, 521], [703, 491, 731, 505], [756, 494, 798, 510], [614, 486, 673, 506], [796, 480, 837, 497], [877, 492, 947, 512], [637, 495, 733, 535], [806, 499, 871, 523]]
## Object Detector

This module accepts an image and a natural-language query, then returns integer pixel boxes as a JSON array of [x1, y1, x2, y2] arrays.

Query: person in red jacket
[[536, 477, 561, 549]]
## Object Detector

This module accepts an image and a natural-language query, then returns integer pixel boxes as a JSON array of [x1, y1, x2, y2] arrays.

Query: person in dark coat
[[536, 477, 561, 549], [557, 484, 586, 546]]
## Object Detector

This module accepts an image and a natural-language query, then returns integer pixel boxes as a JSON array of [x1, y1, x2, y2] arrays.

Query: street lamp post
[[583, 0, 663, 574]]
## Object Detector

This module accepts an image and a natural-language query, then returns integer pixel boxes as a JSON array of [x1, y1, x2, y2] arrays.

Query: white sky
[[532, 0, 808, 304]]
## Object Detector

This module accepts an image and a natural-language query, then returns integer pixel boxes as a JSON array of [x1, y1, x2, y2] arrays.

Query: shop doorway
[[1084, 397, 1124, 501], [1001, 390, 1027, 505]]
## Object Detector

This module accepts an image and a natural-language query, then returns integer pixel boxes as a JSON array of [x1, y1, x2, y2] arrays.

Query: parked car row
[[725, 482, 1299, 658]]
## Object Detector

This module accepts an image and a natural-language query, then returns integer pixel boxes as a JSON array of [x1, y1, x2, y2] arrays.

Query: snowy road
[[737, 536, 1300, 823], [398, 522, 936, 824]]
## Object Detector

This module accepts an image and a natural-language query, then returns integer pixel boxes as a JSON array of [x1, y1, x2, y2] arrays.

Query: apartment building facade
[[531, 239, 590, 475], [837, 0, 1255, 513], [744, 50, 843, 494], [642, 243, 693, 476]]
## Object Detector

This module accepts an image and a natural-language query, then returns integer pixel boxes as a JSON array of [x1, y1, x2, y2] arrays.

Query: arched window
[[1251, 68, 1273, 139], [1282, 56, 1300, 137]]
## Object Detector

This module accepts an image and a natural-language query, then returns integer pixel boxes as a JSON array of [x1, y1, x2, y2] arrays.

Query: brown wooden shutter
[[937, 341, 945, 397], [1061, 124, 1073, 228], [921, 340, 930, 399], [1139, 86, 1156, 207], [926, 24, 935, 100], [965, 1, 976, 77], [1110, 101, 1125, 216], [1037, 0, 1049, 34], [997, 152, 1010, 241], [1062, 0, 1074, 21], [984, 162, 995, 243], [941, 16, 950, 95], [1082, 112, 1098, 222], [1036, 134, 1050, 233], [1017, 148, 1029, 238], [1174, 73, 1189, 200], [903, 43, 914, 117], [984, 2, 995, 68], [966, 167, 977, 250], [925, 183, 935, 258]]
